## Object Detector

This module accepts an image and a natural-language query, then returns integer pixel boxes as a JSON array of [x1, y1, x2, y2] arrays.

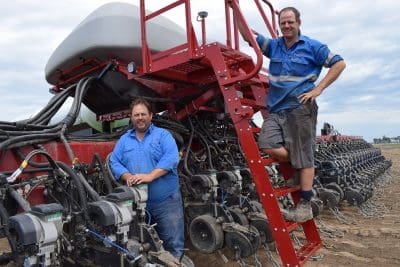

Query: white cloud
[[0, 0, 398, 141]]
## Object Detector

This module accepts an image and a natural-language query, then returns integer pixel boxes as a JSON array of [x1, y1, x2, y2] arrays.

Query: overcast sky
[[0, 0, 399, 142]]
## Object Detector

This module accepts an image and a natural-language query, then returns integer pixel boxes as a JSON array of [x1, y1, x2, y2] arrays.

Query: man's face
[[279, 10, 300, 39], [131, 103, 152, 133]]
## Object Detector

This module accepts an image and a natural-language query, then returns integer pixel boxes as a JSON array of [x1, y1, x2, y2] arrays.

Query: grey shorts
[[258, 101, 318, 169]]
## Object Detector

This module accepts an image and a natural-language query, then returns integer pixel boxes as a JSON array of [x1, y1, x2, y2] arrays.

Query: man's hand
[[298, 87, 322, 104], [123, 173, 153, 186], [130, 173, 153, 185], [122, 173, 136, 187]]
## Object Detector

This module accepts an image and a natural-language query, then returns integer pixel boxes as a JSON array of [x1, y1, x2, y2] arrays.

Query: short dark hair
[[278, 7, 301, 23], [130, 98, 153, 114]]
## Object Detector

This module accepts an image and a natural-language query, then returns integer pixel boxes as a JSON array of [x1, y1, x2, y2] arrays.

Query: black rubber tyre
[[228, 207, 249, 226], [189, 214, 224, 254], [250, 217, 274, 244]]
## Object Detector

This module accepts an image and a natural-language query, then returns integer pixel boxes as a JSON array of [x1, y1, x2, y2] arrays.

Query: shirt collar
[[129, 123, 154, 137], [278, 34, 306, 47]]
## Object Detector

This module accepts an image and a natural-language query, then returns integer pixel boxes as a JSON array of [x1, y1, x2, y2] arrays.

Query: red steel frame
[[135, 1, 323, 265], [0, 1, 326, 266]]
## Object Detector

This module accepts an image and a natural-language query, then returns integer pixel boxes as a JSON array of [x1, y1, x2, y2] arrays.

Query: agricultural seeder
[[0, 1, 391, 266]]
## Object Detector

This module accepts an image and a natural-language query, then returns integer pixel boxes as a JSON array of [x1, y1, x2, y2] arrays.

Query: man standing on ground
[[109, 98, 185, 257], [235, 5, 346, 222]]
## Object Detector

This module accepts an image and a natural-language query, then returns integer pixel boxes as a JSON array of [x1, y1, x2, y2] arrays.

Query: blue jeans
[[146, 191, 185, 257]]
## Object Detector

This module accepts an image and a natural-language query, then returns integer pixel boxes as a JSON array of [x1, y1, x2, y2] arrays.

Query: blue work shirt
[[256, 34, 343, 113], [109, 124, 180, 205]]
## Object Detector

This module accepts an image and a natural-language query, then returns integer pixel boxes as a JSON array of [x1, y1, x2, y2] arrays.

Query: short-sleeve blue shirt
[[109, 124, 180, 205], [256, 34, 343, 112]]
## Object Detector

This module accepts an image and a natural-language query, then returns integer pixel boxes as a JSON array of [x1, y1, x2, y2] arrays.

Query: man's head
[[130, 98, 153, 133], [278, 7, 301, 39]]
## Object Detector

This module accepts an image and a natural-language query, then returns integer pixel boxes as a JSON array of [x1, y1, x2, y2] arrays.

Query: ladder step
[[285, 221, 299, 233], [273, 185, 300, 197], [240, 98, 266, 110], [297, 242, 323, 263], [261, 158, 277, 165]]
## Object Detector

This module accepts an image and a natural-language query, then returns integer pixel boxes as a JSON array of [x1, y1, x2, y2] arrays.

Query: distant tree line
[[373, 135, 400, 144]]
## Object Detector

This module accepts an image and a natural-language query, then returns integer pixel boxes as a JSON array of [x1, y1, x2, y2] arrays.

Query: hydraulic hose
[[77, 172, 100, 201], [7, 186, 31, 212], [56, 161, 89, 219], [89, 153, 113, 194], [0, 133, 59, 152], [0, 201, 9, 226], [24, 83, 75, 125], [183, 117, 195, 176], [6, 149, 59, 183]]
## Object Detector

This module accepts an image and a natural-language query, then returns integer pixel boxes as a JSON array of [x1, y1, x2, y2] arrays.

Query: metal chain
[[329, 207, 356, 225], [357, 171, 392, 218], [316, 217, 344, 238], [253, 254, 262, 267], [311, 253, 325, 262], [237, 258, 247, 267], [216, 250, 229, 264], [290, 233, 302, 247], [264, 245, 280, 267]]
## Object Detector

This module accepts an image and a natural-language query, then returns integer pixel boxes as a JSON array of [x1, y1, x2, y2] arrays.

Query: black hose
[[0, 201, 9, 226], [0, 124, 63, 136], [12, 148, 50, 168], [183, 117, 195, 176], [25, 83, 75, 125], [89, 153, 113, 194], [0, 133, 60, 151], [77, 171, 100, 201], [56, 161, 89, 219], [195, 131, 215, 170], [0, 201, 13, 264], [60, 77, 94, 127], [7, 187, 31, 212]]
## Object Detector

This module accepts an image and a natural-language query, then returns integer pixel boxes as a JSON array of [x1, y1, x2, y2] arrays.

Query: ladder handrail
[[223, 0, 263, 85], [139, 0, 198, 73], [223, 0, 278, 85], [255, 0, 278, 39]]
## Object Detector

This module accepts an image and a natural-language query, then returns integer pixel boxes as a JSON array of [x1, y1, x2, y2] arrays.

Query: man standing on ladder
[[235, 5, 346, 222]]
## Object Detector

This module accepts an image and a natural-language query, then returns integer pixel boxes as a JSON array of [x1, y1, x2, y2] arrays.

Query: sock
[[300, 190, 313, 201]]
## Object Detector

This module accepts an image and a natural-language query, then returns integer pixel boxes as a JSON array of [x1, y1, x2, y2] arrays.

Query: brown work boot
[[281, 199, 313, 223]]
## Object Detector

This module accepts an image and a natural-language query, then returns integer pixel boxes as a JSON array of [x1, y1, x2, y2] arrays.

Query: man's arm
[[129, 169, 167, 185], [299, 60, 346, 103], [130, 130, 179, 186], [109, 137, 131, 182]]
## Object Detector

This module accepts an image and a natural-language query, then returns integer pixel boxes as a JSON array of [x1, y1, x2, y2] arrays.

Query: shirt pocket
[[122, 145, 136, 169], [290, 57, 309, 76], [149, 141, 163, 161], [269, 58, 284, 75]]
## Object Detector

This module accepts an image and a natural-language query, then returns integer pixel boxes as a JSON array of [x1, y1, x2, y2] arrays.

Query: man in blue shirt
[[109, 98, 184, 257], [236, 6, 346, 222]]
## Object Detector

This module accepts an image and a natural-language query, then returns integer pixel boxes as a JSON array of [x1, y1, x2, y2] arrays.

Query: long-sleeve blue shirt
[[109, 124, 180, 205]]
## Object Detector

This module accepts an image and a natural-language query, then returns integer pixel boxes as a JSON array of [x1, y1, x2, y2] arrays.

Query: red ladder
[[137, 1, 322, 265], [205, 43, 322, 266]]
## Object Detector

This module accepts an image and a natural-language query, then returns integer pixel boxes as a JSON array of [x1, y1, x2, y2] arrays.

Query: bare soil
[[1, 145, 399, 267], [187, 144, 400, 267]]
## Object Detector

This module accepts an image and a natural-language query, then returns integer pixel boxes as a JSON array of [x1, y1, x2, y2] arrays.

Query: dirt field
[[188, 144, 400, 267], [1, 145, 399, 266]]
